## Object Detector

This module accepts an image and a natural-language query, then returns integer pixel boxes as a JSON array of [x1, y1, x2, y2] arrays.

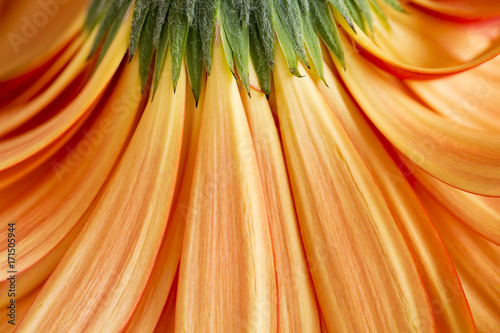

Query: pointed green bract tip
[[86, 0, 401, 98]]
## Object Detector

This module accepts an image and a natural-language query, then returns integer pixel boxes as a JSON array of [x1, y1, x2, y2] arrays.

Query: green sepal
[[273, 0, 309, 68], [89, 0, 123, 58], [220, 0, 250, 94], [252, 0, 274, 67], [301, 8, 324, 81], [185, 22, 204, 103], [273, 5, 301, 76], [249, 14, 272, 96], [138, 9, 157, 91], [129, 0, 150, 58], [152, 15, 169, 97], [310, 0, 344, 67], [344, 0, 366, 32], [353, 0, 373, 30], [196, 0, 219, 74], [186, 0, 197, 24], [220, 25, 235, 75], [238, 0, 251, 28], [95, 0, 133, 66], [327, 0, 356, 33], [298, 0, 310, 15], [168, 0, 189, 91], [153, 0, 172, 48], [85, 0, 113, 31]]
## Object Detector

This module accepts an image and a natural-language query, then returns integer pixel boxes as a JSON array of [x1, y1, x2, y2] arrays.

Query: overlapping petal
[[175, 38, 277, 332], [336, 34, 500, 196], [334, 4, 500, 79], [16, 51, 186, 332], [312, 61, 475, 332], [241, 67, 320, 332], [415, 185, 500, 332], [274, 47, 434, 332], [0, 58, 141, 306]]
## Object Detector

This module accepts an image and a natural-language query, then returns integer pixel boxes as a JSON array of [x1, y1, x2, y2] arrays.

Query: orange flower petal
[[407, 56, 500, 132], [0, 58, 142, 306], [176, 37, 277, 332], [240, 67, 321, 332], [415, 185, 500, 333], [123, 76, 207, 333], [0, 0, 85, 80], [274, 48, 434, 332], [17, 51, 186, 332], [0, 14, 131, 171], [336, 34, 500, 196], [154, 276, 178, 333], [333, 5, 500, 79], [410, 0, 500, 22], [409, 162, 500, 245], [312, 61, 475, 332], [0, 30, 93, 137]]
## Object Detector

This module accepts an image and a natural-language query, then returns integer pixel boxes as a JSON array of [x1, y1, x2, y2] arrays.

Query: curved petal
[[336, 34, 500, 196], [409, 161, 500, 245], [0, 34, 84, 108], [406, 56, 500, 132], [0, 0, 85, 80], [16, 52, 186, 332], [415, 185, 500, 333], [312, 62, 475, 332], [0, 285, 40, 332], [0, 14, 131, 171], [0, 58, 142, 305], [240, 67, 321, 332], [0, 30, 93, 137], [274, 48, 434, 332], [333, 5, 500, 79], [410, 0, 500, 22], [175, 38, 277, 332]]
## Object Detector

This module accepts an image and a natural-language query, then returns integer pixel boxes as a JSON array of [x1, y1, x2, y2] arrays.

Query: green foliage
[[220, 0, 250, 93], [249, 14, 272, 96], [129, 0, 150, 58], [86, 0, 401, 98], [185, 25, 204, 103]]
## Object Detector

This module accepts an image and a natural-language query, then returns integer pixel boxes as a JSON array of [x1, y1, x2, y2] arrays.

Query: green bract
[[85, 0, 401, 102]]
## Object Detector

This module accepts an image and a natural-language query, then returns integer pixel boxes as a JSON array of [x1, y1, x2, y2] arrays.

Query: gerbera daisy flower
[[0, 0, 499, 331]]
